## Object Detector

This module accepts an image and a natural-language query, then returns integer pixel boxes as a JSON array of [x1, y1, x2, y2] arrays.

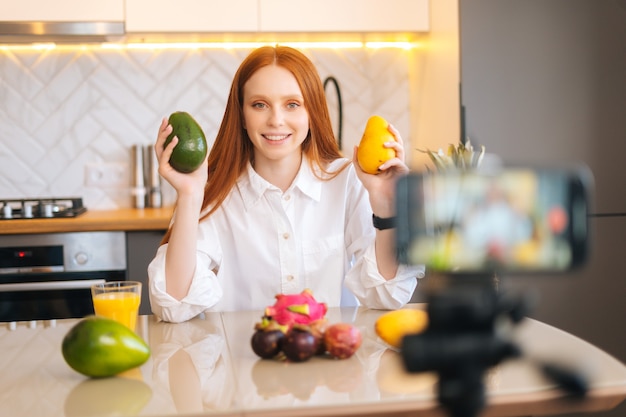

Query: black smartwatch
[[372, 214, 396, 230]]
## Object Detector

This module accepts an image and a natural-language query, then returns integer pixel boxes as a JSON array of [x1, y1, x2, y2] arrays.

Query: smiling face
[[242, 64, 310, 169]]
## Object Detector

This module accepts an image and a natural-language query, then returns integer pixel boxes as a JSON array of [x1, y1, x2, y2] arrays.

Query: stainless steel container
[[145, 145, 162, 208], [131, 144, 146, 209]]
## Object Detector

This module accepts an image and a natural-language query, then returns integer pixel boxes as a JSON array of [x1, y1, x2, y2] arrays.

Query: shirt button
[[282, 232, 290, 239], [284, 194, 291, 201], [286, 275, 294, 281]]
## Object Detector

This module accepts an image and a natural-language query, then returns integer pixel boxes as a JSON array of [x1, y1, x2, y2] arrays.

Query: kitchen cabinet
[[0, 0, 124, 22], [2, 0, 429, 40], [259, 0, 429, 33], [125, 0, 428, 34], [127, 230, 165, 315], [125, 0, 258, 33]]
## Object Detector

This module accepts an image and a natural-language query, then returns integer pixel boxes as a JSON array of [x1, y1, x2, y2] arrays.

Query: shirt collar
[[237, 155, 323, 210]]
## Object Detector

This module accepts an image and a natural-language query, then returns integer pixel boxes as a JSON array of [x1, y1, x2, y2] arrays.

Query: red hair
[[162, 46, 348, 243]]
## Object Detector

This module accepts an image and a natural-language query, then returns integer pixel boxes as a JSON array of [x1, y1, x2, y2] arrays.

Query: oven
[[0, 231, 127, 322]]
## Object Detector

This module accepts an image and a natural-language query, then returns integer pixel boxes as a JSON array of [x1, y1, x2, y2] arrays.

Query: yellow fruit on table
[[357, 115, 397, 174], [375, 308, 429, 349]]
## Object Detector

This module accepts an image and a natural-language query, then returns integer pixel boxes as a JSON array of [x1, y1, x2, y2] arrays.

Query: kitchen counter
[[0, 207, 174, 235], [0, 306, 625, 417]]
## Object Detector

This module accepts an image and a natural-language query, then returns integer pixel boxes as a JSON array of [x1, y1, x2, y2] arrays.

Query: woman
[[148, 45, 422, 323]]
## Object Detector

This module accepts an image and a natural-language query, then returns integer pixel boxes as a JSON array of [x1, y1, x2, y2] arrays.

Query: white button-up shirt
[[148, 157, 424, 322]]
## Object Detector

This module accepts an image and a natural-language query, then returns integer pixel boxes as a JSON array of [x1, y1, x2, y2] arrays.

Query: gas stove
[[0, 197, 87, 220]]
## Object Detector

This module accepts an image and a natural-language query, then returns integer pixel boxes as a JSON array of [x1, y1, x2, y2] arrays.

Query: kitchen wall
[[0, 47, 413, 209], [460, 1, 626, 416]]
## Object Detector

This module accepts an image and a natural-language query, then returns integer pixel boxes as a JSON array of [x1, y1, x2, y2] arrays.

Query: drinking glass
[[91, 281, 142, 331]]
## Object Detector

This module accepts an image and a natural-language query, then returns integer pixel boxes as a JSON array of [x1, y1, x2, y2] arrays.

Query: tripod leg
[[438, 366, 485, 417]]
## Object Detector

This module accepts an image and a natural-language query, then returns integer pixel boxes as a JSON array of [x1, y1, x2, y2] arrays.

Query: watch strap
[[372, 214, 396, 230]]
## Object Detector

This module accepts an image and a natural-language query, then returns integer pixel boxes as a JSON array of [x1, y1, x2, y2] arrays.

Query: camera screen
[[396, 168, 589, 273]]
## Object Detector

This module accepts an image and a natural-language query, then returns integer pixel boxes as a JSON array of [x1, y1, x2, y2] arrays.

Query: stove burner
[[0, 198, 87, 220]]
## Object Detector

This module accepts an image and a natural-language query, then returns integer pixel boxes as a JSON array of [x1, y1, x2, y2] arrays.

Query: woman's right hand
[[155, 117, 208, 200]]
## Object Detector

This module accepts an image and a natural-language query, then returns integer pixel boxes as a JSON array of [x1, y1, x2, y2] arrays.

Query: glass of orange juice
[[91, 281, 142, 331]]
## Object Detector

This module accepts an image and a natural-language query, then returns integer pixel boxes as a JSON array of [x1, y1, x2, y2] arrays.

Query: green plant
[[418, 140, 486, 171]]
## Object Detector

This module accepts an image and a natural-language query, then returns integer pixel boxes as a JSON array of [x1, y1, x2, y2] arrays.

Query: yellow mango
[[357, 115, 397, 174], [375, 308, 428, 349]]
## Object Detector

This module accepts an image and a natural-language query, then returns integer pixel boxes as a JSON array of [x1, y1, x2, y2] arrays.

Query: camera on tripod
[[394, 166, 593, 417]]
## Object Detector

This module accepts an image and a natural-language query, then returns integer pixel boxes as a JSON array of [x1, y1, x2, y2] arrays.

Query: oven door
[[0, 271, 126, 322]]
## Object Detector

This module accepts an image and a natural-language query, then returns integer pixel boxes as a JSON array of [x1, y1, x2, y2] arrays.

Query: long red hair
[[162, 46, 348, 243]]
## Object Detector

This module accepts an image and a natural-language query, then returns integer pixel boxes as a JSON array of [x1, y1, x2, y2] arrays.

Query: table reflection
[[64, 372, 152, 417], [220, 306, 442, 410], [148, 317, 233, 413]]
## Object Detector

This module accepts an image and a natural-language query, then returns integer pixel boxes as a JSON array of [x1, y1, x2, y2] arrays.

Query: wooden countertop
[[0, 306, 625, 417], [0, 207, 174, 235]]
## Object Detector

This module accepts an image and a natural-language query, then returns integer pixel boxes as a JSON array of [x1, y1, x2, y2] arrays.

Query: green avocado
[[62, 316, 150, 378], [165, 111, 208, 173]]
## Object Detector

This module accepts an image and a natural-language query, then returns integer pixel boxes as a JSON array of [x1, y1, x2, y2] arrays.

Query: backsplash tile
[[0, 47, 410, 209]]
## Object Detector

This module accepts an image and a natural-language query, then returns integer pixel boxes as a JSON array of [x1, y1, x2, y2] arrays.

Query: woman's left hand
[[353, 123, 409, 217]]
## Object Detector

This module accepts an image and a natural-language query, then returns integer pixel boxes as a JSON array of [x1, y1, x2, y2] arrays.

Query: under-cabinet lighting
[[1, 41, 420, 51], [112, 41, 419, 50], [30, 43, 56, 50], [365, 41, 416, 50]]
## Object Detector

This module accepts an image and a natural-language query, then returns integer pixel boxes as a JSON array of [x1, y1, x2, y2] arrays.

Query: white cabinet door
[[259, 0, 429, 32], [0, 0, 124, 21], [125, 0, 258, 32]]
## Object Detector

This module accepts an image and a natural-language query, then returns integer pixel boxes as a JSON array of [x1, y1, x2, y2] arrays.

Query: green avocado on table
[[62, 316, 150, 378], [165, 111, 208, 173]]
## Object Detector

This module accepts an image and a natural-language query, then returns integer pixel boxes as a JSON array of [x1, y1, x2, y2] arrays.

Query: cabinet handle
[[0, 279, 105, 292]]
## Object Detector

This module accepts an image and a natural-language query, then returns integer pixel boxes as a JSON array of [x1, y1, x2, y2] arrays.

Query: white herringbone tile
[[0, 48, 411, 208]]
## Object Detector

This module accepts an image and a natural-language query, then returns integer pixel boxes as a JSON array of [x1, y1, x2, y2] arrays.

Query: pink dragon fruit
[[264, 289, 328, 329]]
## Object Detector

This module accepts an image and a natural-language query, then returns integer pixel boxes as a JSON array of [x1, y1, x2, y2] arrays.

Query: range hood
[[0, 21, 125, 43]]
